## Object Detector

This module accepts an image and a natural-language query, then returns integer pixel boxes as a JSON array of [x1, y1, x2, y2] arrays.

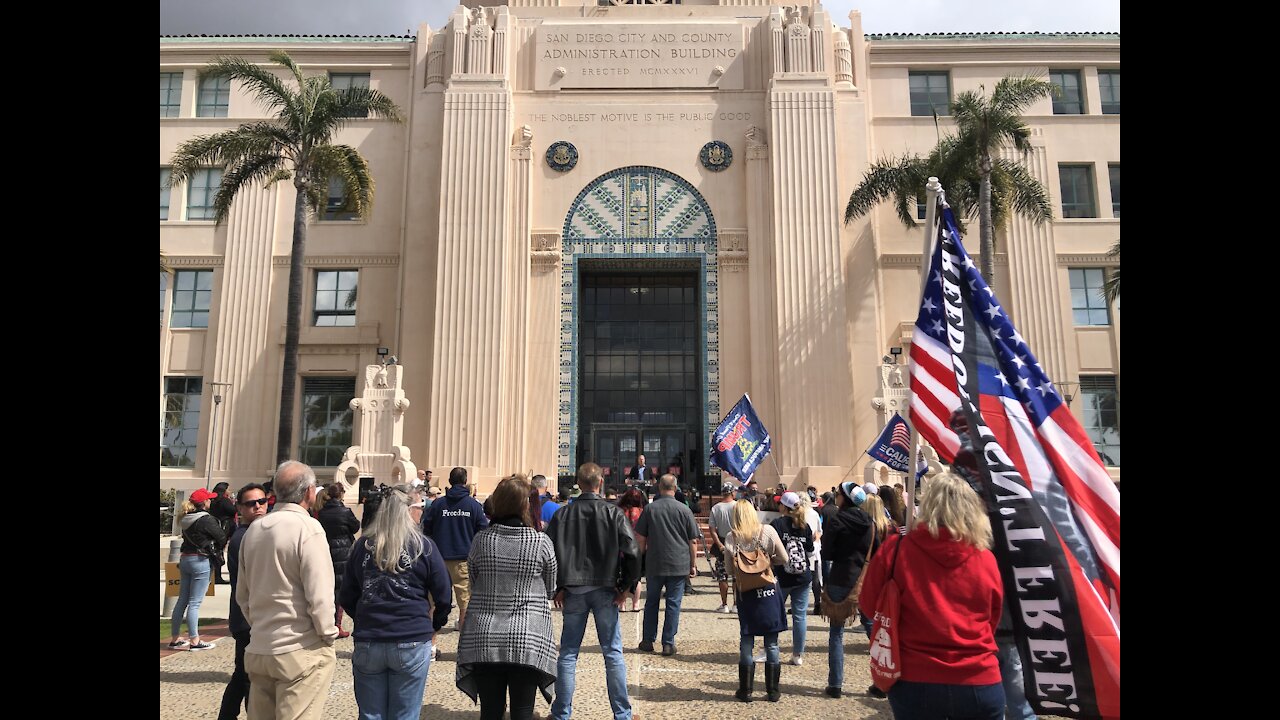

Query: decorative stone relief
[[531, 232, 561, 273], [546, 141, 578, 172], [699, 141, 733, 172], [719, 231, 748, 273]]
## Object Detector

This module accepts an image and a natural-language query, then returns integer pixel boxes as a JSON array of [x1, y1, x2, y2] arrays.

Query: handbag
[[821, 523, 876, 626], [732, 532, 777, 591], [869, 532, 907, 693]]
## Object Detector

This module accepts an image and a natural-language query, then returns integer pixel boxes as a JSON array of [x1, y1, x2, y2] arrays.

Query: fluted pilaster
[[466, 8, 493, 75], [449, 6, 468, 78], [209, 186, 277, 476], [768, 83, 854, 470], [769, 8, 785, 75], [493, 7, 511, 77], [809, 5, 830, 74], [1004, 139, 1070, 383], [430, 87, 513, 474], [785, 9, 812, 73]]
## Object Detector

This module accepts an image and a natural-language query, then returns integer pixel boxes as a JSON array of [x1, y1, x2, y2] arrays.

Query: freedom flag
[[908, 206, 1120, 719], [864, 412, 911, 472], [710, 394, 772, 482]]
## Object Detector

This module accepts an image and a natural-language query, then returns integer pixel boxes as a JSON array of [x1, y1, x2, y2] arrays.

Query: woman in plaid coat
[[456, 475, 559, 720]]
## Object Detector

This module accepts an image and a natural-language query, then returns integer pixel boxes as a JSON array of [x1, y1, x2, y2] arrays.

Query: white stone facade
[[160, 1, 1120, 494]]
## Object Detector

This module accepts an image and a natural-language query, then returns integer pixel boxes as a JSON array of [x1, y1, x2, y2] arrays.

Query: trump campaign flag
[[864, 412, 911, 472], [909, 206, 1120, 719], [710, 394, 772, 482]]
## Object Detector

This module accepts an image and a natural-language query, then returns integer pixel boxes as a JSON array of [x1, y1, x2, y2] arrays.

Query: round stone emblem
[[699, 141, 733, 172], [546, 141, 579, 172]]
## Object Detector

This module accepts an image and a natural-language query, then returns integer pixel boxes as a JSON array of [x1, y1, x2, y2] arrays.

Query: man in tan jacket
[[237, 460, 338, 720]]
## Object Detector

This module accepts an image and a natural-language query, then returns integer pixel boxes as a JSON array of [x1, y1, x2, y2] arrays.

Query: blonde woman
[[768, 492, 814, 667], [857, 473, 1003, 719], [340, 485, 454, 720], [168, 488, 226, 651], [725, 499, 788, 702], [857, 494, 892, 640]]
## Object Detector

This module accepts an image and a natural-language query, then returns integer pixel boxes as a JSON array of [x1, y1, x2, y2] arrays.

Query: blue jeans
[[642, 575, 686, 645], [825, 584, 851, 689], [352, 639, 433, 720], [172, 555, 211, 639], [739, 633, 780, 664], [552, 588, 631, 720], [997, 639, 1037, 720], [888, 680, 1005, 720], [784, 583, 809, 655]]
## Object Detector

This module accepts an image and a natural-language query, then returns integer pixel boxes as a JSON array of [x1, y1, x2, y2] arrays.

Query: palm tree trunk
[[978, 154, 995, 283], [276, 192, 309, 464]]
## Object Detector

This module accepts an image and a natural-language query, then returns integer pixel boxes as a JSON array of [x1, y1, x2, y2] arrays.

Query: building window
[[171, 270, 213, 328], [329, 72, 371, 118], [160, 169, 172, 221], [197, 75, 230, 117], [1059, 164, 1096, 219], [160, 72, 183, 117], [908, 71, 951, 117], [1049, 70, 1083, 114], [1098, 70, 1120, 114], [162, 376, 203, 467], [160, 272, 169, 327], [300, 377, 356, 467], [314, 270, 358, 326], [322, 176, 359, 221], [1079, 376, 1120, 466], [1069, 268, 1110, 326], [1108, 165, 1120, 218], [186, 168, 222, 220]]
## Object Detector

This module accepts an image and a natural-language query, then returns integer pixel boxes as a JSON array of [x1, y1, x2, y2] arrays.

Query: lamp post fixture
[[1057, 380, 1079, 407], [205, 382, 233, 490]]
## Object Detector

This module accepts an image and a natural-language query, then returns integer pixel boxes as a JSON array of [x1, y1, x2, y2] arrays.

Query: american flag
[[909, 206, 1120, 719]]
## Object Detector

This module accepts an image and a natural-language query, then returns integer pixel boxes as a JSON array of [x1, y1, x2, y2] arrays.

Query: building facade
[[160, 1, 1120, 495]]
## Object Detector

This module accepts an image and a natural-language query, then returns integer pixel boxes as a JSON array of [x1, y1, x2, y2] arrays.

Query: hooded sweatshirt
[[858, 527, 1002, 685], [421, 484, 489, 560], [820, 505, 873, 588]]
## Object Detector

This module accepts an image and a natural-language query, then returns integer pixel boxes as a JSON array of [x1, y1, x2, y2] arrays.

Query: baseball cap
[[839, 481, 866, 506], [190, 488, 217, 504], [863, 482, 879, 496], [779, 491, 801, 509]]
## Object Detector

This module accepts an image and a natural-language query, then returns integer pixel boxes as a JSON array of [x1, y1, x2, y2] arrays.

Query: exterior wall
[[160, 5, 1120, 493]]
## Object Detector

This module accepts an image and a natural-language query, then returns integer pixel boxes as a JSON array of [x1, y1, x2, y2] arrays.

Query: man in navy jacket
[[421, 467, 489, 628]]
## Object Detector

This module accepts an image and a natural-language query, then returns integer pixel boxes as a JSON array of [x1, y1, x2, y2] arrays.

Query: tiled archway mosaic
[[558, 166, 720, 475]]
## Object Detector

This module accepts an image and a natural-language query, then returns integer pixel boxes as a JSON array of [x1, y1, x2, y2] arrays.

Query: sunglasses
[[239, 498, 270, 507]]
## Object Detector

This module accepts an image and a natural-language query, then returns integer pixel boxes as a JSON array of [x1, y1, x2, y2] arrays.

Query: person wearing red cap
[[169, 487, 227, 651]]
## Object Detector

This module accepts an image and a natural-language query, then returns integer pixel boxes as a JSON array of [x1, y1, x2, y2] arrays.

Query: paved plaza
[[161, 558, 895, 719]]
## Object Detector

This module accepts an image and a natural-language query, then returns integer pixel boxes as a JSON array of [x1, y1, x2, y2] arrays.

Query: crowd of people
[[168, 459, 1030, 720]]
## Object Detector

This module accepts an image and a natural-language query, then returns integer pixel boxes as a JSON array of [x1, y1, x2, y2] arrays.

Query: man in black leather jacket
[[544, 463, 640, 720]]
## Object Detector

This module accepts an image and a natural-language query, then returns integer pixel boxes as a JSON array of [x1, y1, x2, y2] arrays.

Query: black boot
[[765, 662, 781, 702], [735, 663, 755, 702]]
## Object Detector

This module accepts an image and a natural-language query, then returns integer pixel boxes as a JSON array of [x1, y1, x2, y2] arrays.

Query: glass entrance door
[[578, 269, 702, 491]]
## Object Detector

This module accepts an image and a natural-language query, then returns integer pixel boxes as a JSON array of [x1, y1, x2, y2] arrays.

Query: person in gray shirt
[[708, 483, 739, 613], [634, 474, 701, 656]]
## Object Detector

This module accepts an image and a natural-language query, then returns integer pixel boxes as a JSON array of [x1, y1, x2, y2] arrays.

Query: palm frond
[[991, 160, 1053, 226], [213, 154, 288, 222], [991, 75, 1057, 115], [201, 56, 296, 117], [310, 145, 374, 217], [1103, 240, 1120, 303], [843, 155, 931, 228]]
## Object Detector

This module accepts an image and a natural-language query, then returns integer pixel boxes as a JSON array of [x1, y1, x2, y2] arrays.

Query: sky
[[159, 1, 1119, 37]]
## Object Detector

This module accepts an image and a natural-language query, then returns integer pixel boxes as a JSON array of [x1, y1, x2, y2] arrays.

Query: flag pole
[[903, 177, 944, 531]]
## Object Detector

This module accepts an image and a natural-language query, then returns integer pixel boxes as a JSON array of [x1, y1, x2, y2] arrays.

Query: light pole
[[206, 382, 233, 490]]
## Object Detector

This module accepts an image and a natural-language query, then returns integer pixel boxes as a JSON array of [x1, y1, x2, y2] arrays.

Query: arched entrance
[[558, 166, 720, 488]]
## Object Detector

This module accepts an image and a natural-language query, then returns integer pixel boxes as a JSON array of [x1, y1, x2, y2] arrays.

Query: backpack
[[733, 532, 777, 591], [781, 529, 809, 575]]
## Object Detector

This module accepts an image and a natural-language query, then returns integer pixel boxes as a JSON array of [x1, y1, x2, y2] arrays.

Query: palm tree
[[844, 75, 1056, 283], [949, 75, 1057, 282], [1103, 240, 1120, 304], [168, 51, 403, 464]]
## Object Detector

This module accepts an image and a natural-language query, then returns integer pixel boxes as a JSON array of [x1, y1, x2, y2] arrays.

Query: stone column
[[744, 126, 780, 479], [501, 126, 534, 471], [208, 186, 277, 479], [768, 74, 855, 477], [834, 30, 853, 87], [429, 8, 513, 482], [1003, 135, 1070, 383]]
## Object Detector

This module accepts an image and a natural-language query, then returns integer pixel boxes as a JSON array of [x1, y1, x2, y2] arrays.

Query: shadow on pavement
[[420, 703, 480, 719], [160, 669, 231, 684]]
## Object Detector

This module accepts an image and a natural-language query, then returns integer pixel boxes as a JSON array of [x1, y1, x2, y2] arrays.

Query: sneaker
[[189, 641, 217, 651], [167, 640, 188, 649], [790, 654, 803, 666], [715, 604, 730, 614], [825, 687, 842, 699], [662, 643, 677, 657], [638, 640, 655, 653], [431, 645, 440, 661], [867, 685, 887, 699]]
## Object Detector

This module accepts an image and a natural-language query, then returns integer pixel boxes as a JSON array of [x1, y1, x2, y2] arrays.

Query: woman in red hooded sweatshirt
[[858, 472, 1004, 720]]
